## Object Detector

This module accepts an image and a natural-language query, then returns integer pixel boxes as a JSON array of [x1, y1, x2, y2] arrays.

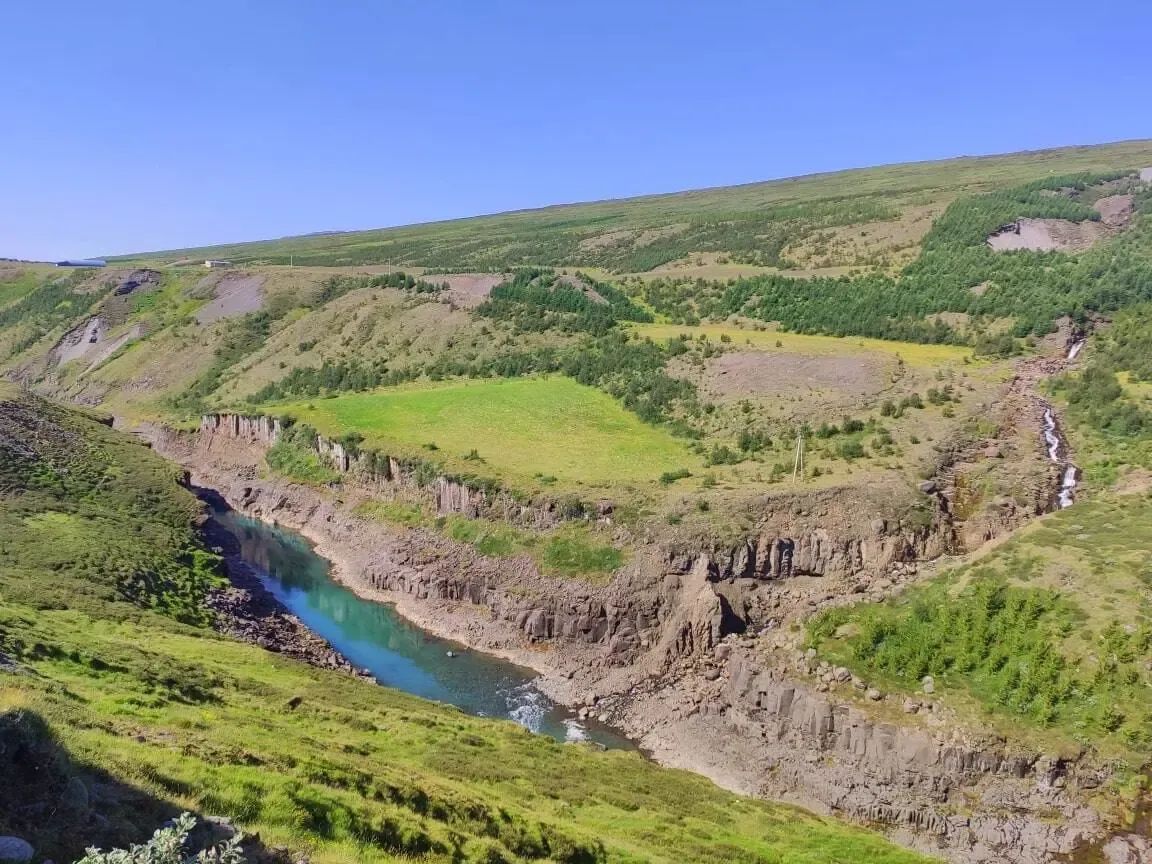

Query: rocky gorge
[[128, 396, 1148, 864]]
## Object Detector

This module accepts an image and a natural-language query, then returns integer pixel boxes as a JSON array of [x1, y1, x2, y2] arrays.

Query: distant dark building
[[56, 259, 106, 268]]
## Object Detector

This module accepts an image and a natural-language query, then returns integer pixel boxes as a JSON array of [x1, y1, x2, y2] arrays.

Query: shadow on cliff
[[0, 708, 288, 864]]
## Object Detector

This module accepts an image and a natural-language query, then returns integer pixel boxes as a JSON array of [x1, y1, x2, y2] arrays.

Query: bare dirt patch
[[577, 224, 688, 253], [695, 350, 893, 401], [81, 324, 143, 375], [926, 311, 971, 331], [1113, 469, 1152, 496], [196, 274, 266, 324], [1094, 194, 1133, 228], [578, 229, 636, 252], [987, 217, 1107, 253], [434, 273, 507, 309], [54, 317, 107, 365]]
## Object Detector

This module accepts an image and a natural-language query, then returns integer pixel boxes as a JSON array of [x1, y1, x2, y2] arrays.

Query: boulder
[[1103, 834, 1152, 864], [58, 776, 89, 817], [918, 480, 937, 494], [0, 837, 33, 864]]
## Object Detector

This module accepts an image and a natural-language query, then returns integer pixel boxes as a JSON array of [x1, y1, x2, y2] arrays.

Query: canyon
[[134, 383, 1136, 864]]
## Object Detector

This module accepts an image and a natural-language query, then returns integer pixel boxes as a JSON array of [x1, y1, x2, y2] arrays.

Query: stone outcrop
[[612, 644, 1110, 863], [197, 413, 572, 527]]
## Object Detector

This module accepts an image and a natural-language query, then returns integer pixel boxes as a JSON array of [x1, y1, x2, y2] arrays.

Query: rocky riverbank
[[197, 490, 369, 678]]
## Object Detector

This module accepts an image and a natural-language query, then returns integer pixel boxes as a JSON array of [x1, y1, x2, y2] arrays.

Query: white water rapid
[[1067, 339, 1087, 360], [1041, 407, 1077, 508]]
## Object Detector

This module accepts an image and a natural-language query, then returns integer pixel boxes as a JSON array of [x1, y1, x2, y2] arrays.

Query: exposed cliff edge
[[139, 415, 1132, 864]]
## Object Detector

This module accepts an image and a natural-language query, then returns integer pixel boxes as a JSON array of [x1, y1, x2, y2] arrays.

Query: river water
[[212, 509, 634, 750], [1041, 407, 1077, 508]]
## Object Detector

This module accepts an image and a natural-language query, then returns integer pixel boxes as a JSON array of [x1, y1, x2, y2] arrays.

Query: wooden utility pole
[[792, 431, 804, 483]]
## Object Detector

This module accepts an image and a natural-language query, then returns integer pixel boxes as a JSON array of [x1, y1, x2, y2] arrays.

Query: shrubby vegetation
[[170, 272, 443, 413], [476, 269, 652, 336], [248, 358, 420, 403], [634, 172, 1152, 341], [313, 271, 446, 306], [808, 495, 1152, 757], [263, 424, 339, 484], [0, 270, 97, 359], [921, 172, 1119, 251], [77, 813, 245, 864], [170, 311, 278, 413], [176, 196, 899, 274], [1052, 304, 1152, 459]]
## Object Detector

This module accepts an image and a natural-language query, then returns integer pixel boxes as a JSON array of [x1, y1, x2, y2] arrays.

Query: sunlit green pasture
[[271, 376, 698, 489]]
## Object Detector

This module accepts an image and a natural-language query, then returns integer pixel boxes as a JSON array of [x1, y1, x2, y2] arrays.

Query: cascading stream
[[1067, 339, 1087, 360], [1042, 407, 1077, 508]]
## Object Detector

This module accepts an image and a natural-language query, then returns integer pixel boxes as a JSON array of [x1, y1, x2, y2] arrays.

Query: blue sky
[[3, 0, 1149, 260]]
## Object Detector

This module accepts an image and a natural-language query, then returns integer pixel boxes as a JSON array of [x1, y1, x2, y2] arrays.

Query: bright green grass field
[[273, 376, 697, 488]]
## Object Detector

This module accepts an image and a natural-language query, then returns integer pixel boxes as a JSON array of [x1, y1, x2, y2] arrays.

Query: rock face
[[197, 413, 572, 527], [156, 418, 953, 672], [683, 649, 1108, 863]]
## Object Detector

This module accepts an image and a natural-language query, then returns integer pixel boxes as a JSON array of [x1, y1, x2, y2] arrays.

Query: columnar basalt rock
[[197, 413, 563, 525], [200, 412, 283, 445]]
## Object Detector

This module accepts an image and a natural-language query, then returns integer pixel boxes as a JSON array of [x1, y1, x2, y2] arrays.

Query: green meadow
[[271, 376, 696, 489]]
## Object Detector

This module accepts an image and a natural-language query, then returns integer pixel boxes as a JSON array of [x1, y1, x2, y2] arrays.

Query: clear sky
[[3, 0, 1149, 260]]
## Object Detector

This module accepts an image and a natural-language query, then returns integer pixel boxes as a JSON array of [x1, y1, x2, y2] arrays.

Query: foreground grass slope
[[0, 384, 930, 864], [111, 141, 1152, 274]]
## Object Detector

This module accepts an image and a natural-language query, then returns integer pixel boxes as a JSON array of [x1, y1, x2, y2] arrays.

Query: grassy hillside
[[0, 384, 931, 864], [0, 141, 1148, 549], [110, 141, 1152, 275]]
